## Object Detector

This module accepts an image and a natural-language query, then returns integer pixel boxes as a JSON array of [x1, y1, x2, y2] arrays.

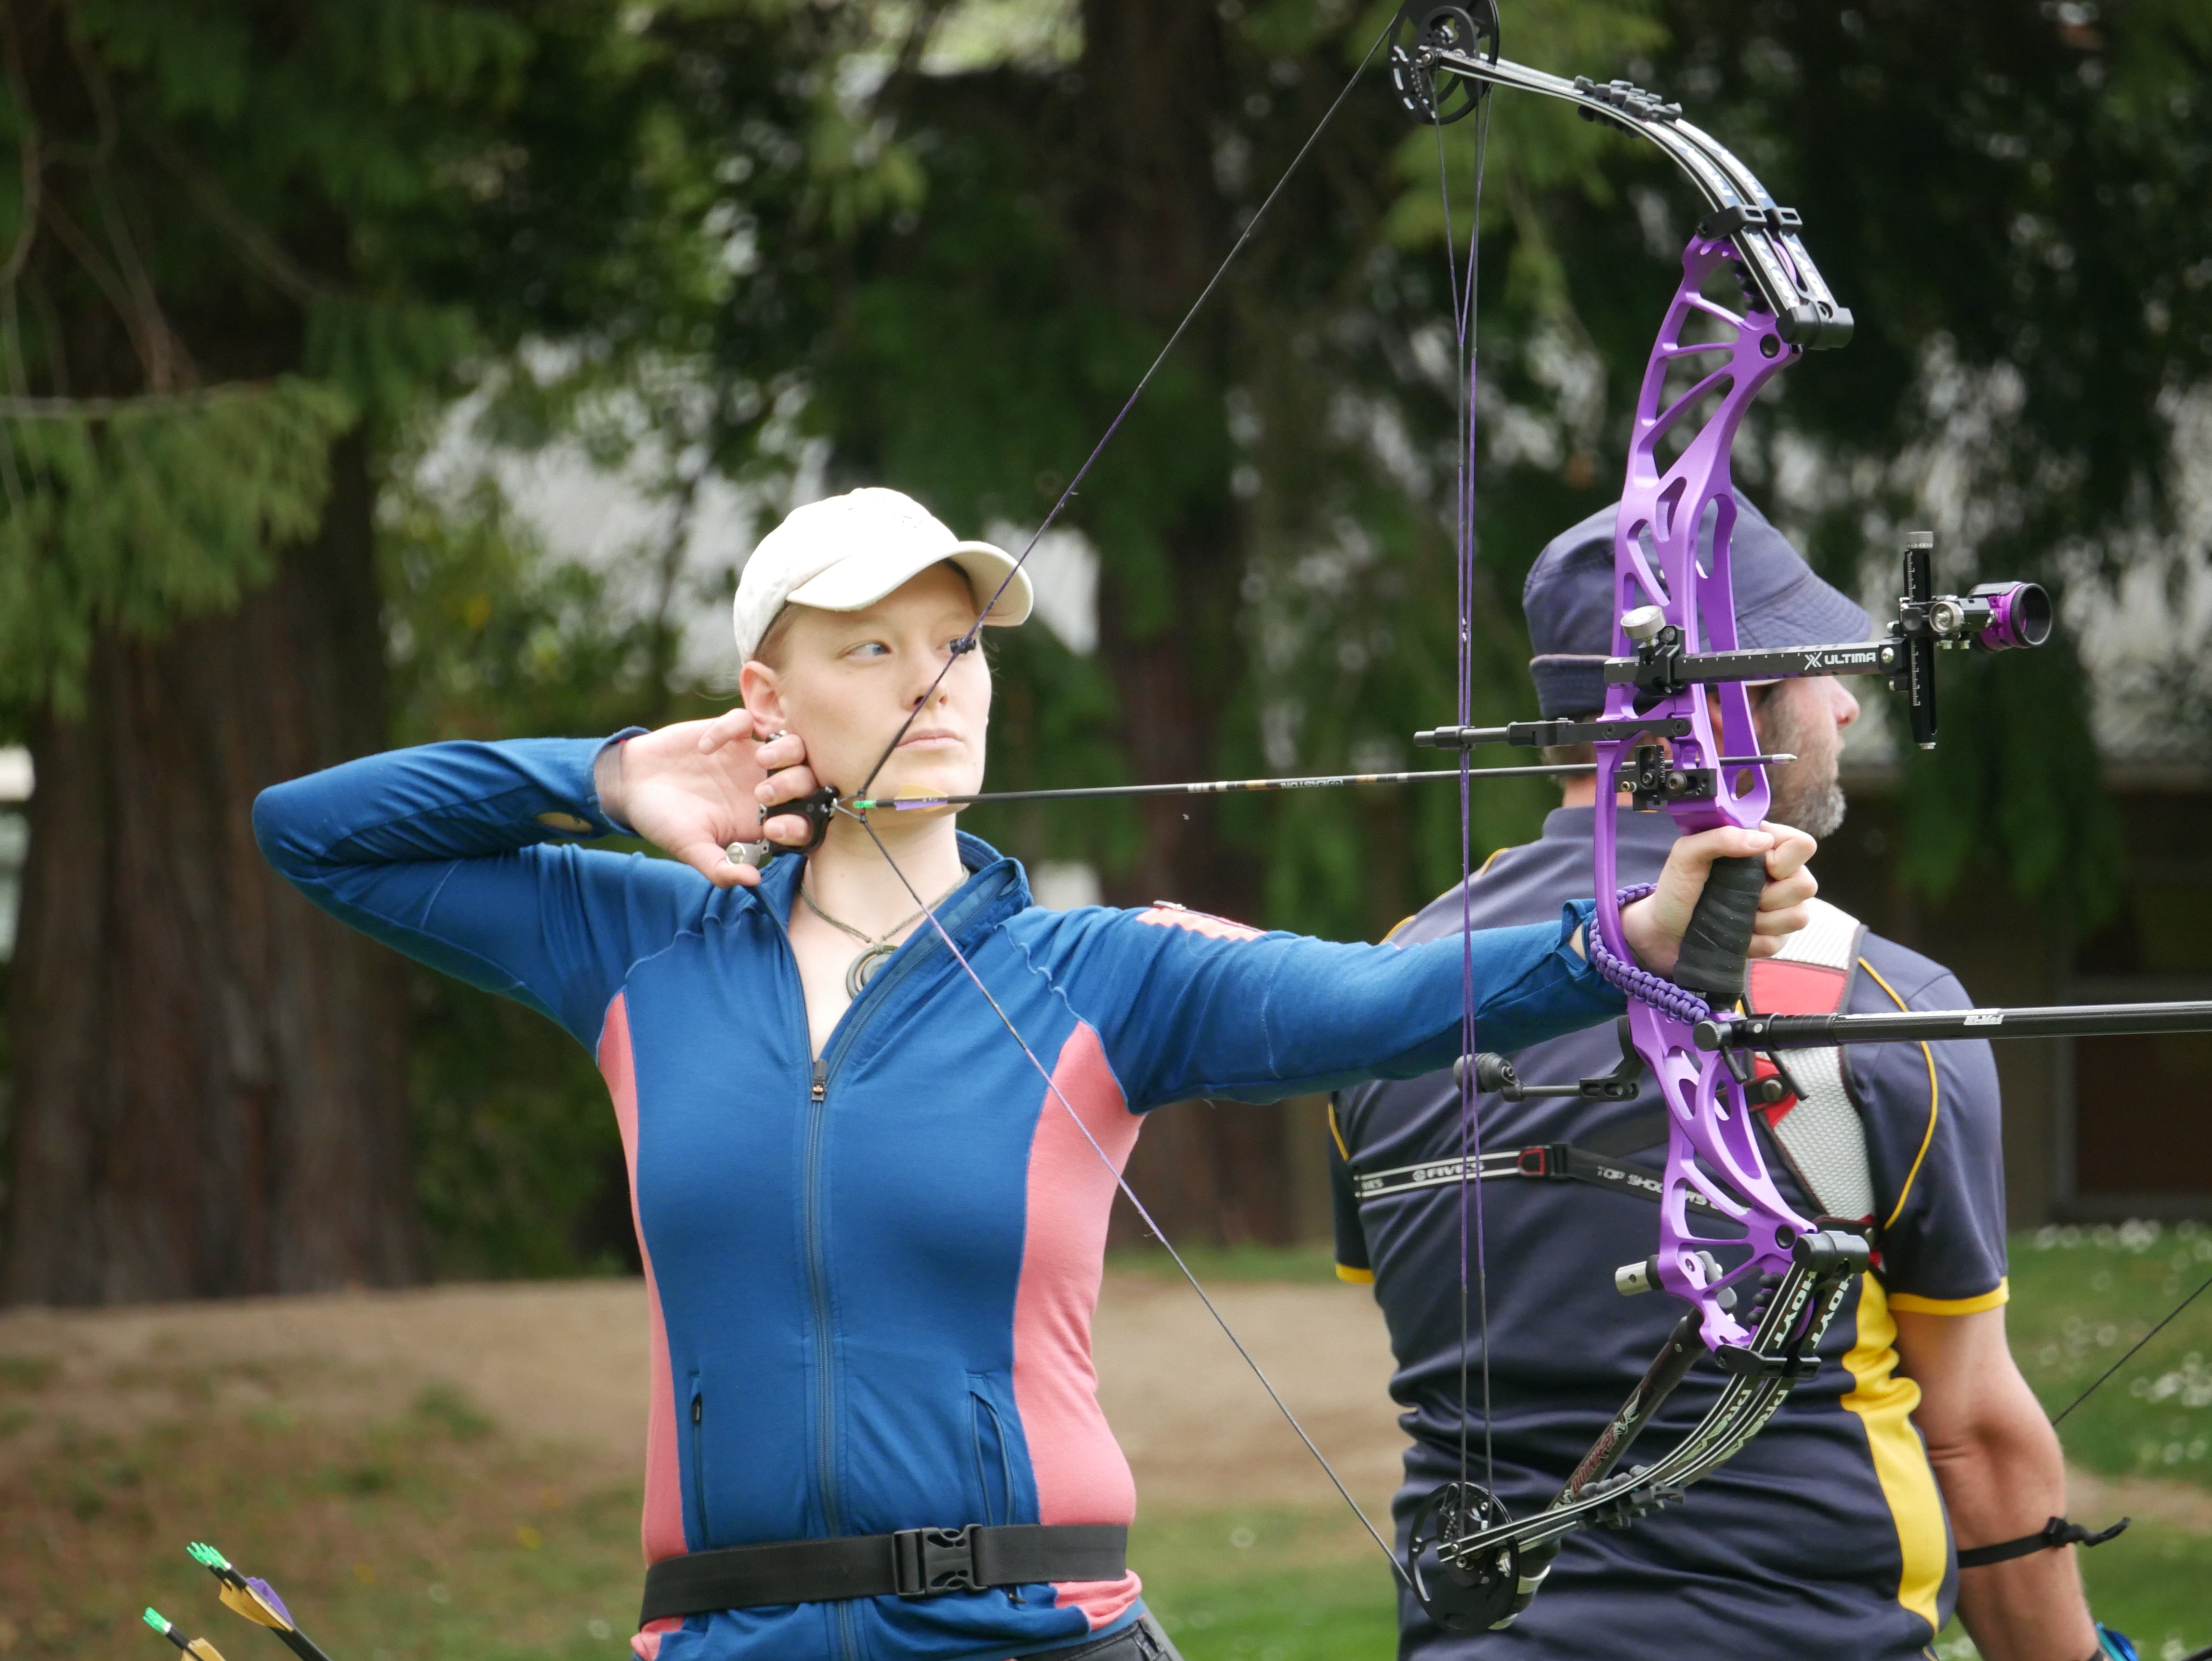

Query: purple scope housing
[[1967, 581, 2053, 652]]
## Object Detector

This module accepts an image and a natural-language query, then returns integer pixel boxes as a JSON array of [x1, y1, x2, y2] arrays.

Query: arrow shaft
[[850, 762, 1598, 812]]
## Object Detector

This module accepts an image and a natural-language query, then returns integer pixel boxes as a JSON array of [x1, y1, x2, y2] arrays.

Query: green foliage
[[0, 381, 354, 709], [407, 964, 636, 1281], [0, 0, 780, 720], [723, 1, 1664, 938], [383, 474, 673, 745], [958, 623, 1138, 874], [382, 473, 689, 1277], [1896, 638, 2125, 925]]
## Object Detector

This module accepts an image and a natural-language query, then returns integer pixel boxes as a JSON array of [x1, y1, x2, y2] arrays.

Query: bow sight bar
[[1418, 536, 2056, 764]]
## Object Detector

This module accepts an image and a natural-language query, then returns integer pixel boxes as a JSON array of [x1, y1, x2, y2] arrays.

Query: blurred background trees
[[0, 0, 2206, 1294]]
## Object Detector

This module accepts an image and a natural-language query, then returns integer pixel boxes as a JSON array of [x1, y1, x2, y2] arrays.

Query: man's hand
[[592, 711, 823, 889], [1620, 821, 1818, 976]]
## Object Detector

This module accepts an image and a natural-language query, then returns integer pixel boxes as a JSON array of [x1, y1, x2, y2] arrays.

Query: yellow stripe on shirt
[[1888, 1279, 2009, 1317], [1857, 956, 1941, 1232], [1840, 1274, 1947, 1635]]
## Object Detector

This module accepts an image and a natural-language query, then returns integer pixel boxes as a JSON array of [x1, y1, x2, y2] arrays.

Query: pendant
[[845, 942, 897, 1000]]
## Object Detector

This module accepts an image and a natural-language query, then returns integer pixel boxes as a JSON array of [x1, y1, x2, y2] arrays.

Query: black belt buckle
[[892, 1525, 981, 1596]]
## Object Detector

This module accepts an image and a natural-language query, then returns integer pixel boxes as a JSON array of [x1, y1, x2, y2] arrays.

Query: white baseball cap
[[732, 487, 1033, 662]]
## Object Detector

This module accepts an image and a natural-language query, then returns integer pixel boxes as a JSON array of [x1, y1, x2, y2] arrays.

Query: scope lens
[[1971, 581, 2053, 651]]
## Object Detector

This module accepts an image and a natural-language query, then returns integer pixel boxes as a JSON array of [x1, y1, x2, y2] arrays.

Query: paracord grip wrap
[[1588, 886, 1715, 1026], [1670, 854, 1765, 1002]]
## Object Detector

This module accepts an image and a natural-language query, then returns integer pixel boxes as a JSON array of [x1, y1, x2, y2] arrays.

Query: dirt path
[[0, 1274, 1408, 1516], [0, 1275, 2196, 1532]]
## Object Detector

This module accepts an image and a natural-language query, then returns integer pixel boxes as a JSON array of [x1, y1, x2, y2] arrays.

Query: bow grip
[[1670, 853, 1765, 1002]]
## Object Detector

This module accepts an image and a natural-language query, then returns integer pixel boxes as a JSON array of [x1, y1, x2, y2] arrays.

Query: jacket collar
[[749, 828, 1032, 949]]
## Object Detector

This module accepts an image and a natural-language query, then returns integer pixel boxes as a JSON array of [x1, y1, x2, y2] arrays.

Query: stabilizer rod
[[1698, 1000, 2212, 1051]]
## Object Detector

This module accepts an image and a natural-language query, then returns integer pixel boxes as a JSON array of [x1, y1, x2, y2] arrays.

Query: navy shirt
[[1332, 808, 2010, 1659]]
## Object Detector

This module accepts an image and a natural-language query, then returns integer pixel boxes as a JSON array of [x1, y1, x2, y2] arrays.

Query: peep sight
[[1890, 536, 2051, 747], [1920, 581, 2053, 652]]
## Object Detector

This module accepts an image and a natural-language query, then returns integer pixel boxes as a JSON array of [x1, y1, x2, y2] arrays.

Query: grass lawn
[[1104, 1243, 1346, 1287], [2, 1227, 2209, 1659], [1133, 1509, 1399, 1661], [2007, 1221, 2212, 1484]]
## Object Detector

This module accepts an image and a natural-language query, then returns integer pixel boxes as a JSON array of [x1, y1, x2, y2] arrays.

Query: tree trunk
[[1, 437, 420, 1304], [1075, 0, 1297, 1247]]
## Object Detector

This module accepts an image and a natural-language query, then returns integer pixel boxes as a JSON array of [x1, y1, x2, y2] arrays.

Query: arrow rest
[[1387, 1, 1499, 125], [1406, 1480, 1522, 1632]]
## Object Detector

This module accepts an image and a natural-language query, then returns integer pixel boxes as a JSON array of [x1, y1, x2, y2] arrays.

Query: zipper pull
[[811, 1057, 827, 1103], [692, 1393, 703, 1424]]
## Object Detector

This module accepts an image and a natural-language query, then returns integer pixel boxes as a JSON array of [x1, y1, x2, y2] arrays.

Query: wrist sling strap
[[1956, 1513, 2129, 1569]]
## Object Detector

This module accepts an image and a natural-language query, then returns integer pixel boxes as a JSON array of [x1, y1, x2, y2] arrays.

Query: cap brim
[[785, 539, 1033, 629]]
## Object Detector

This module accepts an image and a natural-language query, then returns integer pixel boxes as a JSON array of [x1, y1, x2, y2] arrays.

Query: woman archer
[[254, 487, 1816, 1661]]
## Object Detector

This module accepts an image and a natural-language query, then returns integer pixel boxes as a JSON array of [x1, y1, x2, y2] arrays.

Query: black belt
[[639, 1523, 1128, 1621]]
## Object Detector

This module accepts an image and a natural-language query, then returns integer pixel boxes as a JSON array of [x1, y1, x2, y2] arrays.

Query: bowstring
[[1465, 83, 1495, 1499], [825, 6, 1460, 1596], [1435, 73, 1497, 1499], [850, 13, 1399, 804], [2052, 1268, 2212, 1426], [847, 809, 1415, 1590]]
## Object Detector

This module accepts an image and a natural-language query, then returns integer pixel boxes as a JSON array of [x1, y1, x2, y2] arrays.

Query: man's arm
[[1893, 1305, 2099, 1661]]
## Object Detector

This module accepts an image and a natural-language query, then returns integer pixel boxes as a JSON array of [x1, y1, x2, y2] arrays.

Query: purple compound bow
[[1387, 4, 2212, 1630], [1391, 32, 1878, 1618]]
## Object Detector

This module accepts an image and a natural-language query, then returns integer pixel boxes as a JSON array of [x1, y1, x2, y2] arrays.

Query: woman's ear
[[738, 660, 788, 729]]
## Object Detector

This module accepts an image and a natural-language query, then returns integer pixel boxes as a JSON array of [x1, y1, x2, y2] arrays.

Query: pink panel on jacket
[[599, 994, 688, 1572], [1012, 1021, 1146, 1631], [1135, 902, 1262, 941]]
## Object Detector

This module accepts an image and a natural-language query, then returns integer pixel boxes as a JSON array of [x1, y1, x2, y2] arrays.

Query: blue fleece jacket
[[253, 736, 1623, 1661]]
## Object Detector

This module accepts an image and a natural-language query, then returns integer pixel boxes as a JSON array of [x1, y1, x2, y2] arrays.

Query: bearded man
[[1329, 496, 2129, 1661]]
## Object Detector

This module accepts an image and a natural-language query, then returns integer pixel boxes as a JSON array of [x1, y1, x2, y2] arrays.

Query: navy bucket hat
[[1523, 493, 1870, 718]]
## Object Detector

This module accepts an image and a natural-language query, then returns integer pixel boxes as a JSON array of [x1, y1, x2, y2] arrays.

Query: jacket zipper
[[803, 1054, 838, 1534], [785, 876, 974, 1659], [801, 1049, 857, 1660], [688, 1377, 711, 1544]]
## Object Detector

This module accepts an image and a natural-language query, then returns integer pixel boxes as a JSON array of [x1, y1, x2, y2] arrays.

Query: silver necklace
[[799, 878, 963, 999]]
